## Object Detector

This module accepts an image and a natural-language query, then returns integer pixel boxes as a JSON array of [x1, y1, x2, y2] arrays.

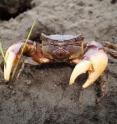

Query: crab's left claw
[[3, 40, 49, 81], [69, 41, 108, 88]]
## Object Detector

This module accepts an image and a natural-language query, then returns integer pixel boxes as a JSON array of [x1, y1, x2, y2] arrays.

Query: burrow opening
[[0, 0, 33, 20]]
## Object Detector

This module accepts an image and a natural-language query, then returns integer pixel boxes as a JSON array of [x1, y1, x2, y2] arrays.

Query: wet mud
[[0, 0, 117, 123]]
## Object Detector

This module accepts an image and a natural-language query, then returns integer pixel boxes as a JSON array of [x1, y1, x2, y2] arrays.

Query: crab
[[3, 33, 117, 94]]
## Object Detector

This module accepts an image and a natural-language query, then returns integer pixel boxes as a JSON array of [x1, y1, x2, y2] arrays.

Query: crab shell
[[3, 33, 108, 88]]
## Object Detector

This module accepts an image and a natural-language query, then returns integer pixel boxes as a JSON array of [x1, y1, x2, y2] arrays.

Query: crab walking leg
[[104, 42, 117, 50], [102, 42, 117, 58], [104, 47, 117, 59], [69, 41, 108, 88]]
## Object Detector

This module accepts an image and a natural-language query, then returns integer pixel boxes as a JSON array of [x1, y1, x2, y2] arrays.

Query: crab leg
[[104, 42, 117, 50], [104, 48, 117, 59], [102, 41, 117, 59], [4, 40, 47, 81], [69, 41, 108, 88]]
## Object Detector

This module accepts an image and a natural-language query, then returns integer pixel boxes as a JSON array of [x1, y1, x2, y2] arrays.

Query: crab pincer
[[3, 38, 51, 81], [4, 42, 23, 81], [4, 41, 38, 81], [69, 41, 108, 88]]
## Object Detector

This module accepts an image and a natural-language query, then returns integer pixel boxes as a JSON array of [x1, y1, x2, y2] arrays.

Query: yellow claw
[[69, 50, 108, 88], [69, 60, 91, 85], [4, 43, 22, 81], [4, 51, 16, 81]]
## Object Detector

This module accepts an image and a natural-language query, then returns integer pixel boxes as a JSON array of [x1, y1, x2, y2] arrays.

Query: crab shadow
[[23, 62, 89, 96]]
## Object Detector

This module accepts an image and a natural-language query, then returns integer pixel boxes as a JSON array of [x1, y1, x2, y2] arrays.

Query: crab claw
[[69, 41, 108, 88], [4, 43, 23, 81], [3, 40, 47, 81]]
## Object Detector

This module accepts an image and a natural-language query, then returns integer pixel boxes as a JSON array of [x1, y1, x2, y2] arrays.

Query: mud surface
[[0, 0, 117, 124]]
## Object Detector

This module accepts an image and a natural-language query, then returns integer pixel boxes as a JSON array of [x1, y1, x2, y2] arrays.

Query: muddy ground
[[0, 0, 117, 124]]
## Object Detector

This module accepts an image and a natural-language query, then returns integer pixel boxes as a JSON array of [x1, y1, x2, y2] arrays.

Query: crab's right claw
[[4, 52, 16, 81], [4, 43, 22, 81]]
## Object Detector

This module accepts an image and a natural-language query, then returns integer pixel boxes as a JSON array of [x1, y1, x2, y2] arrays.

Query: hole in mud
[[111, 0, 117, 4], [0, 0, 33, 20], [0, 8, 17, 20]]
